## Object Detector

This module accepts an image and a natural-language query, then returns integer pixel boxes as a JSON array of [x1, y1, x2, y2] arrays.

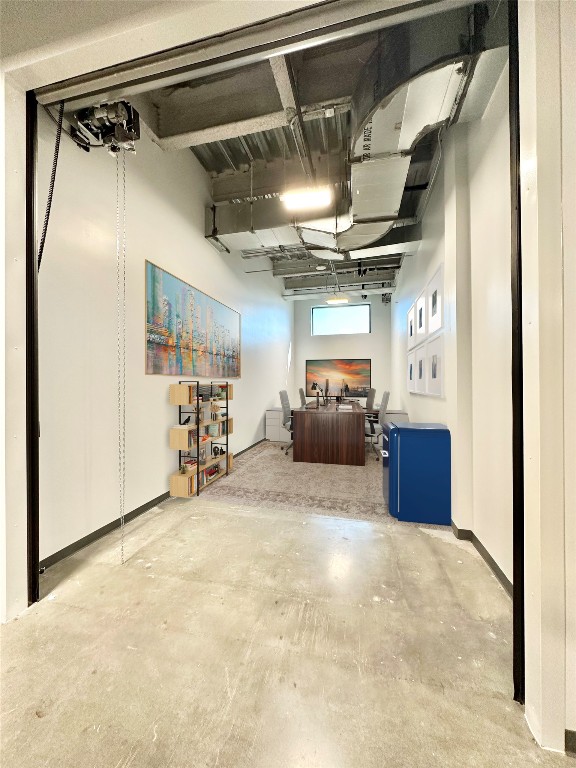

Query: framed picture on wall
[[427, 266, 444, 335], [407, 304, 416, 349], [407, 350, 416, 392], [415, 345, 427, 394], [425, 333, 444, 397], [145, 261, 241, 377], [416, 290, 427, 342]]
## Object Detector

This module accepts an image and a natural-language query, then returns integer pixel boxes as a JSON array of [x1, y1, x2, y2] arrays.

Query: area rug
[[203, 440, 391, 521]]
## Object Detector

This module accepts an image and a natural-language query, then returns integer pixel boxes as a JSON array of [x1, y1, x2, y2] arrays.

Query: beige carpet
[[204, 440, 390, 520]]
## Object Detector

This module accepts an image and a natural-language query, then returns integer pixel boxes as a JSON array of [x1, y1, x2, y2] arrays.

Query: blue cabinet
[[382, 422, 451, 525]]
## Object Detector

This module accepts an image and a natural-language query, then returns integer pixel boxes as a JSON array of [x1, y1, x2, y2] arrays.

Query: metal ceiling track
[[35, 0, 474, 110]]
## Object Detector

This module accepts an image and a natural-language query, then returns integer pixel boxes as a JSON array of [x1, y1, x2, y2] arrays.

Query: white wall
[[37, 111, 292, 560], [519, 0, 572, 749], [390, 66, 512, 569], [390, 134, 474, 532], [468, 65, 513, 581], [293, 297, 391, 405], [1, 0, 328, 622]]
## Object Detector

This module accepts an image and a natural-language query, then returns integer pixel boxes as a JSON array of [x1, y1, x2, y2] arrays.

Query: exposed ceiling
[[41, 0, 509, 301]]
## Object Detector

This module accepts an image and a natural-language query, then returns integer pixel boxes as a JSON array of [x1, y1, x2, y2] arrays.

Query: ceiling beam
[[158, 112, 286, 151], [156, 98, 351, 153], [269, 56, 297, 112], [283, 271, 397, 290], [270, 255, 402, 279], [282, 285, 395, 301], [270, 55, 315, 180]]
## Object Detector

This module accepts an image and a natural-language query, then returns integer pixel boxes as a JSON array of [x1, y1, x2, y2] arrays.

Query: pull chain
[[116, 150, 127, 564]]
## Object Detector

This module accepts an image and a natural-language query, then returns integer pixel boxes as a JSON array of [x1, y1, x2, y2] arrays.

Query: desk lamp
[[311, 381, 325, 407]]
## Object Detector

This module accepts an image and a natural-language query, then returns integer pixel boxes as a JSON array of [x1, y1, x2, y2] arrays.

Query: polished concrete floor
[[1, 487, 572, 765]]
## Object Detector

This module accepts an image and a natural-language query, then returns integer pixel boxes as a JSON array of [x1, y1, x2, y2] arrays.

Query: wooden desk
[[292, 402, 365, 466]]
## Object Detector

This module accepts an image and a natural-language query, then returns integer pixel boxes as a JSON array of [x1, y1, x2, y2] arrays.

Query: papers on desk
[[338, 404, 353, 410]]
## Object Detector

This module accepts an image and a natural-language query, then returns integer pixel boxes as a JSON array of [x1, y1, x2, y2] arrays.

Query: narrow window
[[311, 304, 371, 336]]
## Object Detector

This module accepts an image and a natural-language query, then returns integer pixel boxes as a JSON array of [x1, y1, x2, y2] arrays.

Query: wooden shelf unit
[[168, 380, 233, 498]]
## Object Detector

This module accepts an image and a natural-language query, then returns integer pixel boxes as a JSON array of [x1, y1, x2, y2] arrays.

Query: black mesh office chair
[[279, 390, 293, 455], [365, 391, 390, 459]]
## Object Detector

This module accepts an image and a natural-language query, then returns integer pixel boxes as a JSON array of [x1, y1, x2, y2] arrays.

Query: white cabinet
[[266, 408, 292, 442]]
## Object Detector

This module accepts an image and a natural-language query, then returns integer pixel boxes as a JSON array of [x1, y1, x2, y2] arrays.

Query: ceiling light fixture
[[326, 294, 349, 305], [280, 186, 332, 212]]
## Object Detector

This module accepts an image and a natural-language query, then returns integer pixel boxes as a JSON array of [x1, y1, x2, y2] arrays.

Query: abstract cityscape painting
[[146, 261, 240, 377], [305, 359, 371, 397]]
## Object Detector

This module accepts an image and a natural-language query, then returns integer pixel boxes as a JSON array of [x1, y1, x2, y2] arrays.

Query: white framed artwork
[[416, 290, 427, 342], [427, 266, 444, 335], [426, 333, 444, 397], [415, 344, 427, 393], [407, 350, 416, 392], [407, 304, 416, 349]]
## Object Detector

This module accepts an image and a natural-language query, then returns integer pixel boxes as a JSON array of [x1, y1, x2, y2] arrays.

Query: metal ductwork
[[205, 6, 483, 262], [198, 2, 508, 299]]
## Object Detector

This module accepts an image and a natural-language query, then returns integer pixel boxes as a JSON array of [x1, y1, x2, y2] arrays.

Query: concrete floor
[[1, 496, 572, 767]]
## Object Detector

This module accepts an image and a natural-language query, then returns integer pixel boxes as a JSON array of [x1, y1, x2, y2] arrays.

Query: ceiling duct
[[199, 3, 508, 300], [206, 5, 481, 261]]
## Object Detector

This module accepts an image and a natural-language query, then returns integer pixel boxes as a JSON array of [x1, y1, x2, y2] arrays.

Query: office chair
[[365, 391, 390, 460], [279, 390, 293, 455], [299, 387, 306, 406], [365, 388, 376, 411]]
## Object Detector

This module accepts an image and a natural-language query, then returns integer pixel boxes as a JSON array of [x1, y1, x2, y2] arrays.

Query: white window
[[311, 304, 371, 336]]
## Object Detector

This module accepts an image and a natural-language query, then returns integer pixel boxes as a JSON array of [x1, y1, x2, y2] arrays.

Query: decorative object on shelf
[[146, 261, 241, 377]]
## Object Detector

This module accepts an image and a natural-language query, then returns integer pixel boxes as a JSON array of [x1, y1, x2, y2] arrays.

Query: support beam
[[284, 271, 396, 290], [270, 55, 315, 180], [158, 112, 286, 151]]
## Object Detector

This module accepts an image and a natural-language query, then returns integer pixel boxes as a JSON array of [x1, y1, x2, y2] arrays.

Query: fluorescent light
[[280, 186, 332, 212], [326, 295, 349, 305]]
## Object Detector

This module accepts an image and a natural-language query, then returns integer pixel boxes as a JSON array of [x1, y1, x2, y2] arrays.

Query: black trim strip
[[39, 492, 170, 571], [25, 91, 40, 606], [508, 0, 526, 705], [566, 730, 576, 756], [452, 523, 513, 598], [235, 438, 267, 458]]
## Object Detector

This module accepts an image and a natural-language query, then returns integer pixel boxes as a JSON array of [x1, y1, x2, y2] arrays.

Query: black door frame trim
[[26, 90, 40, 605], [508, 1, 525, 705]]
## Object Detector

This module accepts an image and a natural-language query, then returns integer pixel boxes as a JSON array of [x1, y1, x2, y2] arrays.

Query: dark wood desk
[[292, 402, 365, 466]]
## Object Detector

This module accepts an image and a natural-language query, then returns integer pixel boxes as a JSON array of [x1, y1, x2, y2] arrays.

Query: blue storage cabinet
[[382, 422, 451, 525]]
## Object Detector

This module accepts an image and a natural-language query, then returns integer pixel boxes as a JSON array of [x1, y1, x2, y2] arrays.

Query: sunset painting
[[305, 359, 371, 397]]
